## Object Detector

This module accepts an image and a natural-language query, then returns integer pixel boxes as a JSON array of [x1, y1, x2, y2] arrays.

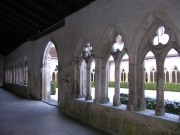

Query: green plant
[[144, 82, 180, 92], [51, 81, 56, 95], [120, 93, 180, 115], [120, 93, 129, 104], [91, 81, 95, 87], [51, 80, 58, 88], [108, 81, 115, 87], [120, 82, 129, 88], [144, 82, 156, 90]]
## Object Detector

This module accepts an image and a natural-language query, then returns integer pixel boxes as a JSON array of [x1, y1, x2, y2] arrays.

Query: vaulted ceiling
[[0, 0, 95, 56]]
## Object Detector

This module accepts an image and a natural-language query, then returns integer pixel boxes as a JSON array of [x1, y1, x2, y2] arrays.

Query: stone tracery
[[152, 26, 169, 46]]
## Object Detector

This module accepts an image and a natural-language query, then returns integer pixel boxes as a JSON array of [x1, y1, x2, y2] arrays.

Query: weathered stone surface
[[3, 0, 180, 134]]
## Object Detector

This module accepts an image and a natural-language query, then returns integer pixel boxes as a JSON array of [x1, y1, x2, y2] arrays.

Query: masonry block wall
[[3, 0, 180, 135]]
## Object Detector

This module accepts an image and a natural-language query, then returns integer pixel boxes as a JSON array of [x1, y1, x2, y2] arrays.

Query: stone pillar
[[46, 54, 51, 99], [41, 67, 45, 101], [93, 57, 102, 103], [100, 65, 109, 103], [155, 63, 165, 116], [71, 58, 79, 98], [75, 63, 81, 98], [127, 63, 137, 111], [23, 66, 26, 85], [85, 62, 92, 100], [113, 59, 121, 106], [136, 63, 146, 111]]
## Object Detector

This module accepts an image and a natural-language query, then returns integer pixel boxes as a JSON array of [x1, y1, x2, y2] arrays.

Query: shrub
[[108, 81, 129, 88], [120, 93, 180, 115], [145, 97, 156, 110], [51, 80, 58, 88], [109, 81, 115, 87], [120, 93, 129, 104], [164, 83, 180, 92], [120, 82, 129, 88], [91, 81, 95, 87], [144, 82, 156, 90], [51, 81, 56, 95], [143, 82, 180, 92]]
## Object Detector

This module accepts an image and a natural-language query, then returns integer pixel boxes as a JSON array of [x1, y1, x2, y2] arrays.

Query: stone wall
[[61, 98, 180, 135], [3, 0, 180, 134]]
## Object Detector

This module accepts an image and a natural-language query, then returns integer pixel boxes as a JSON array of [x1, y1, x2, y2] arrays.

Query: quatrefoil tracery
[[111, 35, 124, 53], [82, 42, 93, 59], [152, 26, 169, 46]]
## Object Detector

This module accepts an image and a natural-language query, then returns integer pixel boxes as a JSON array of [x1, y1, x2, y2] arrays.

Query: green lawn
[[91, 81, 180, 92]]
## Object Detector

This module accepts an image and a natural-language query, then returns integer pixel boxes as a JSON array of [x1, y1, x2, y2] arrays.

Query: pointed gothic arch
[[135, 13, 180, 115], [42, 40, 59, 105]]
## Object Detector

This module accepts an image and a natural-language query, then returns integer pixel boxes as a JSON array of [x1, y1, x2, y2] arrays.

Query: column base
[[113, 95, 121, 106], [100, 97, 109, 103], [155, 107, 165, 116], [126, 104, 135, 111], [72, 94, 83, 99], [136, 99, 146, 111], [85, 95, 92, 100], [93, 98, 99, 103]]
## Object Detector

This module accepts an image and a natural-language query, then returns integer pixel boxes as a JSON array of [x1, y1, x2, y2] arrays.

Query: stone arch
[[78, 57, 87, 98], [164, 47, 180, 84], [41, 39, 59, 104], [49, 37, 59, 56], [121, 69, 126, 82], [150, 67, 156, 83], [145, 71, 148, 82], [24, 56, 28, 85], [42, 41, 52, 101], [97, 25, 127, 104], [15, 61, 19, 84], [98, 24, 127, 58], [165, 71, 169, 83], [171, 65, 179, 83], [19, 58, 23, 84], [133, 12, 179, 114], [73, 36, 95, 59], [134, 11, 178, 59], [100, 52, 113, 103], [73, 37, 96, 99]]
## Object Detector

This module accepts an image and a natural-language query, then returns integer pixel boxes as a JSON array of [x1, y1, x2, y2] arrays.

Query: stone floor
[[0, 88, 111, 135]]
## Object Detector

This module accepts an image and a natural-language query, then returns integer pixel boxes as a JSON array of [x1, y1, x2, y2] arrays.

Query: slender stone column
[[100, 66, 109, 103], [127, 63, 137, 111], [136, 63, 146, 111], [85, 63, 92, 100], [113, 59, 121, 106], [93, 57, 102, 103], [155, 63, 165, 116], [71, 58, 79, 98], [41, 67, 45, 101], [76, 64, 82, 98]]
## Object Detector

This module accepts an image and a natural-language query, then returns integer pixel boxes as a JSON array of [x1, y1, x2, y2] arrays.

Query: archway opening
[[144, 51, 157, 111], [164, 49, 180, 115], [80, 59, 87, 98], [120, 53, 129, 104], [91, 58, 96, 100], [42, 41, 58, 105]]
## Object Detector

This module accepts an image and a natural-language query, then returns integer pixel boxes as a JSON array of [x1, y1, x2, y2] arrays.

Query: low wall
[[61, 98, 180, 135], [3, 83, 30, 98]]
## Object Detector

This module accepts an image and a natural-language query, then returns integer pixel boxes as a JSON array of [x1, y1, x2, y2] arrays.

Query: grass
[[91, 81, 180, 92]]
